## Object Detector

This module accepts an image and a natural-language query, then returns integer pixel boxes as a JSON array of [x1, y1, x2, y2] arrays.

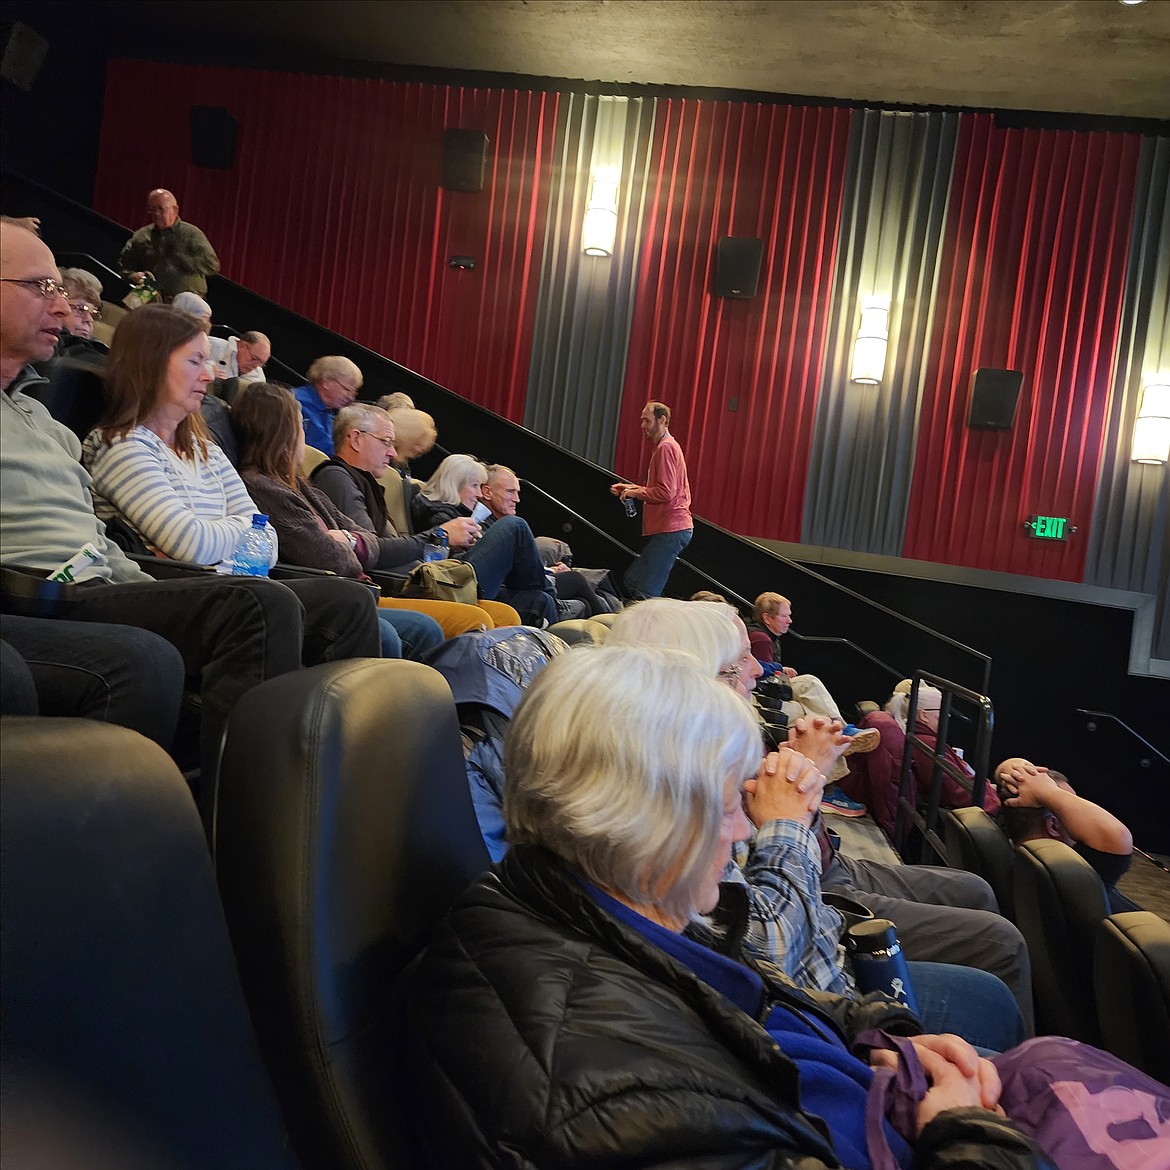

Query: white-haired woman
[[871, 680, 1000, 827], [398, 645, 1046, 1169], [606, 598, 1026, 1052], [411, 453, 557, 626], [58, 267, 106, 348]]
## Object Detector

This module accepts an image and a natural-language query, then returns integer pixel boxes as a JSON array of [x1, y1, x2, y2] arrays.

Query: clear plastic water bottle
[[230, 514, 273, 577], [423, 528, 449, 563], [623, 496, 638, 519]]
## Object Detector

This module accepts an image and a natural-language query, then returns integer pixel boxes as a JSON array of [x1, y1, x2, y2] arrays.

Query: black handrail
[[1074, 708, 1169, 766], [893, 671, 994, 864]]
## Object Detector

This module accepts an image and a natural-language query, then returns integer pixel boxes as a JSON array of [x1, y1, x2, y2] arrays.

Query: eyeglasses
[[2, 277, 70, 300], [358, 430, 395, 449], [329, 377, 359, 396], [718, 665, 742, 681], [69, 301, 101, 320]]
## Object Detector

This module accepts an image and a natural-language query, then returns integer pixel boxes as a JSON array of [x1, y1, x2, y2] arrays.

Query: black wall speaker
[[442, 129, 489, 193], [714, 237, 763, 298], [967, 368, 1024, 430], [189, 106, 237, 170]]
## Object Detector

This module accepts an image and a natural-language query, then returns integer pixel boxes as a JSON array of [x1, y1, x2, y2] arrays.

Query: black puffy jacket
[[399, 845, 1051, 1170]]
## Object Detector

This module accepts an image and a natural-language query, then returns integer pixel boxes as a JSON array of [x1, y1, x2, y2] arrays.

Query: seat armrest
[[369, 570, 410, 597], [127, 553, 217, 579], [1, 565, 80, 618], [267, 562, 338, 580]]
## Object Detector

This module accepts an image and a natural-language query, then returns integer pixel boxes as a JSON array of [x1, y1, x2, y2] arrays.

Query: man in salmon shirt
[[611, 401, 693, 599]]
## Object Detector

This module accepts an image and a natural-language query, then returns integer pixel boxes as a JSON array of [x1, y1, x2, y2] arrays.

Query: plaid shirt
[[726, 819, 857, 997]]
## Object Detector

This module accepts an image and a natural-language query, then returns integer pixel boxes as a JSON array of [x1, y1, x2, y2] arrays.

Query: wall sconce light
[[1131, 375, 1170, 465], [850, 297, 890, 384], [581, 168, 619, 258]]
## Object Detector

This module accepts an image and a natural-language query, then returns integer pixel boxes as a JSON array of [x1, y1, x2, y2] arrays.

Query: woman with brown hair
[[231, 383, 443, 658], [83, 304, 262, 567]]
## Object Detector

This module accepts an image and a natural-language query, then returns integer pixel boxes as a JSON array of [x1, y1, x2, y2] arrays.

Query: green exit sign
[[1024, 515, 1075, 540]]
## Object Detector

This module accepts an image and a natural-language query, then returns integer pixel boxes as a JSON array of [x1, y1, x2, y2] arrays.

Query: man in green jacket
[[118, 188, 219, 301]]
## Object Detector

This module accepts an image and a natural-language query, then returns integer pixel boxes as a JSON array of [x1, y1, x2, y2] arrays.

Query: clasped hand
[[743, 748, 824, 829]]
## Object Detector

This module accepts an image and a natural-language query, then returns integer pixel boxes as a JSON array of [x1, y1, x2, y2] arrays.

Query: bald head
[[147, 189, 179, 230]]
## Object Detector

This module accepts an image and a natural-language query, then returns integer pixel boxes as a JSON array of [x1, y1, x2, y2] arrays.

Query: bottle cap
[[844, 918, 898, 954], [252, 513, 269, 526]]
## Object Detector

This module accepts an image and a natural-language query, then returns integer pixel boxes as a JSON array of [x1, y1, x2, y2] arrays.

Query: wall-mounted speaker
[[714, 237, 763, 298], [442, 129, 489, 193], [967, 368, 1024, 430], [0, 21, 48, 92], [189, 106, 237, 170]]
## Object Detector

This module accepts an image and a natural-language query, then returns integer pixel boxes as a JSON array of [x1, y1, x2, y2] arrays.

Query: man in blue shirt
[[292, 355, 362, 455]]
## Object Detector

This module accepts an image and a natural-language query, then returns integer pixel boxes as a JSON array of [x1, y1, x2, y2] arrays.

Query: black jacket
[[411, 492, 468, 532], [399, 845, 1050, 1170]]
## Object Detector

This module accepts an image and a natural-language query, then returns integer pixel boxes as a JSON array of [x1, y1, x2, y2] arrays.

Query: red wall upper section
[[903, 115, 1141, 579], [94, 61, 558, 422], [614, 100, 852, 540]]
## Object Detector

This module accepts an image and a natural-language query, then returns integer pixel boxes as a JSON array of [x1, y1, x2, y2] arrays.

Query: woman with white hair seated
[[57, 267, 108, 350], [411, 453, 557, 626], [398, 644, 1047, 1169], [605, 598, 1026, 1053]]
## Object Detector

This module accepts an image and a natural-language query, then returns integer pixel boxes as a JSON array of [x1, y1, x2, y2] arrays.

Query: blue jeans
[[376, 608, 444, 660], [907, 960, 1025, 1053], [623, 528, 693, 599], [462, 516, 557, 625]]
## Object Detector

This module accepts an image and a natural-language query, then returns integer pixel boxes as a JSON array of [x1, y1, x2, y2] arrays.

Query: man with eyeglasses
[[210, 329, 271, 385], [293, 355, 363, 456], [0, 217, 380, 794], [118, 188, 219, 302]]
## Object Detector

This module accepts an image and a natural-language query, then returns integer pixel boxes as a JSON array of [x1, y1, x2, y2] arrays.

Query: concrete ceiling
[[110, 0, 1170, 120]]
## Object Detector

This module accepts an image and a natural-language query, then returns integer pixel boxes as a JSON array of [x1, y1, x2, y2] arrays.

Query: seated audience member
[[411, 453, 558, 627], [995, 758, 1134, 910], [55, 267, 109, 360], [307, 403, 518, 631], [690, 588, 729, 602], [535, 536, 622, 614], [1, 612, 183, 750], [605, 599, 1025, 1050], [385, 406, 436, 474], [481, 463, 612, 618], [748, 590, 877, 817], [0, 220, 378, 782], [171, 291, 213, 332], [841, 681, 1000, 839], [292, 355, 361, 456], [398, 644, 1055, 1169], [376, 391, 414, 412], [83, 307, 266, 569], [210, 329, 270, 385], [232, 383, 443, 660]]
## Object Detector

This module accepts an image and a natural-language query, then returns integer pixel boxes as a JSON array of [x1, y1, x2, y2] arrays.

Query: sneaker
[[842, 724, 881, 756], [821, 788, 868, 818]]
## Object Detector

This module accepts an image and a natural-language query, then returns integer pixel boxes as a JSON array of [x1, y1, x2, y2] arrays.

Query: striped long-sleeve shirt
[[83, 425, 274, 567]]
